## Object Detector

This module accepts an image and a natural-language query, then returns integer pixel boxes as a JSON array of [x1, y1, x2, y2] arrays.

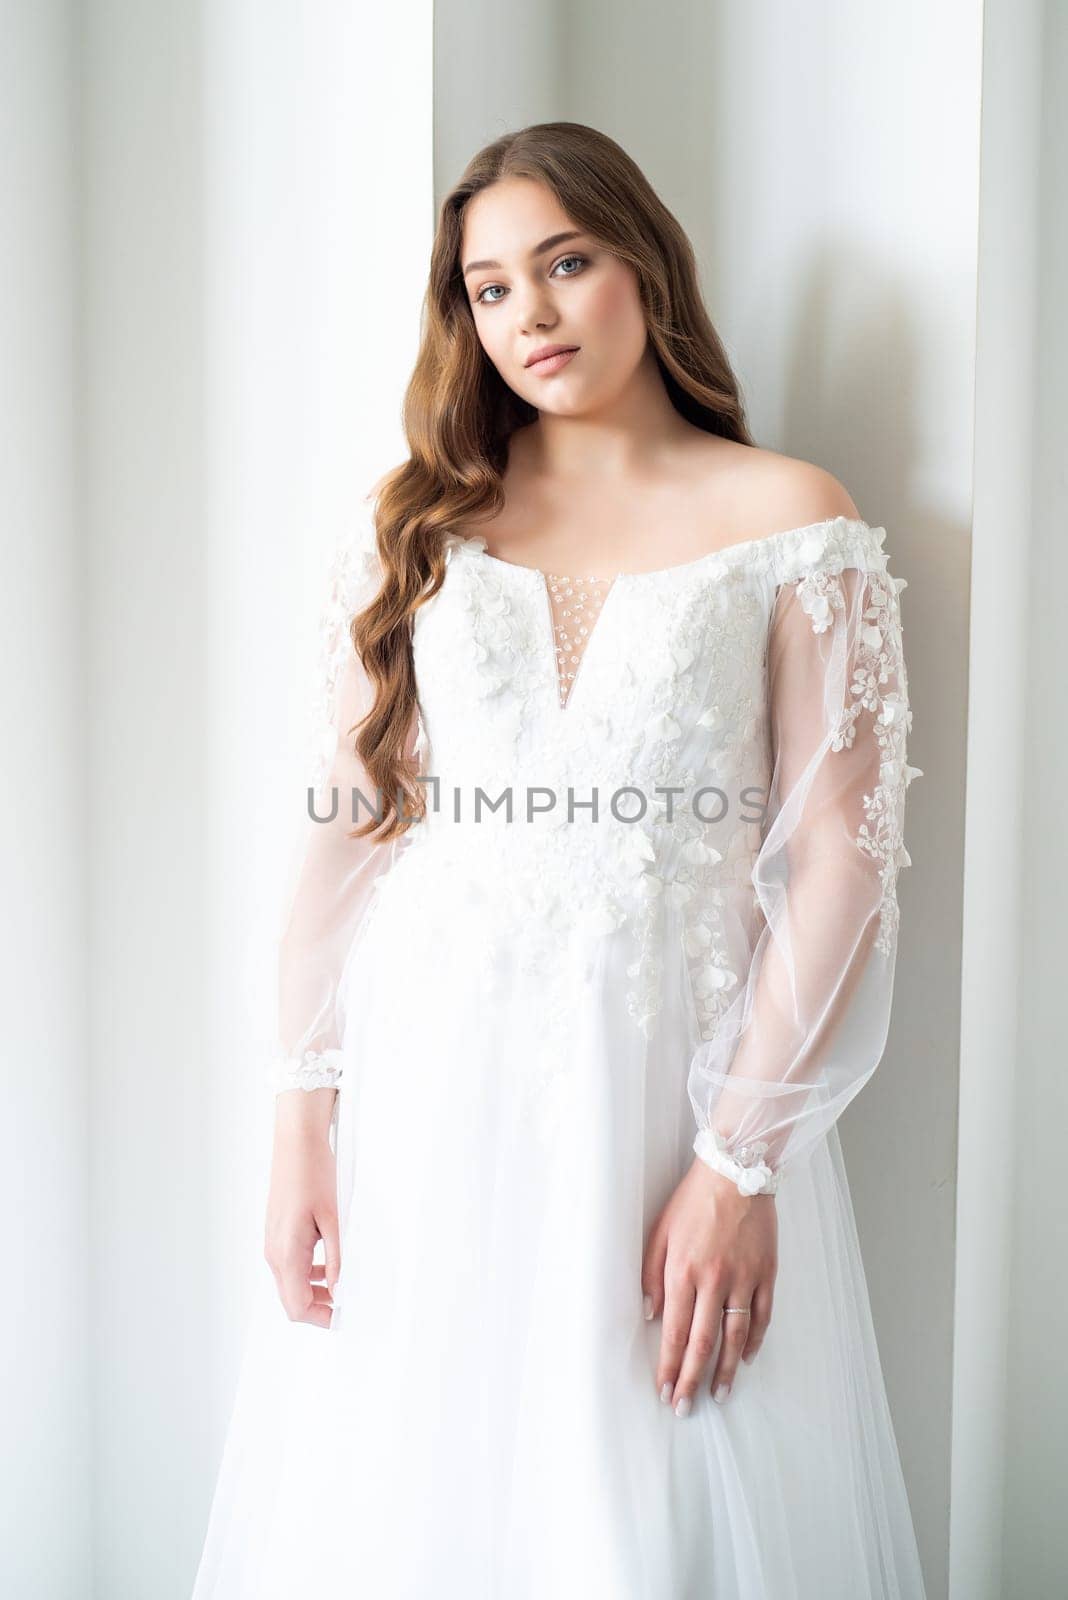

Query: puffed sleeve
[[686, 534, 923, 1193], [271, 494, 423, 1096]]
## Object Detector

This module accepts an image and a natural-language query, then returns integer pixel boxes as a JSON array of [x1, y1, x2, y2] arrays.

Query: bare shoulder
[[689, 439, 863, 536], [733, 446, 861, 529]]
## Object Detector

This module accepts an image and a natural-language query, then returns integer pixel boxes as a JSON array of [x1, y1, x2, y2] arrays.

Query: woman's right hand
[[264, 1088, 341, 1329]]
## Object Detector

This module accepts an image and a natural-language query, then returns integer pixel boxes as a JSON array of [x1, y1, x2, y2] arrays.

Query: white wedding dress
[[191, 495, 927, 1599]]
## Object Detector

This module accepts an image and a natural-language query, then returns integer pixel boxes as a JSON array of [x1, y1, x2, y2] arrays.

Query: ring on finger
[[722, 1306, 751, 1315]]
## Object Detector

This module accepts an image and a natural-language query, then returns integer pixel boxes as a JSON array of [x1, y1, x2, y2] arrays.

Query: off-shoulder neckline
[[452, 515, 882, 584]]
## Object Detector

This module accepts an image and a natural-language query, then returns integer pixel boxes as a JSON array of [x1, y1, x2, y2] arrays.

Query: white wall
[[435, 4, 980, 1595], [0, 3, 90, 1596]]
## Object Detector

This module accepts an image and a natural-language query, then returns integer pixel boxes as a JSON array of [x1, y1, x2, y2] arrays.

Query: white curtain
[[81, 4, 433, 1594]]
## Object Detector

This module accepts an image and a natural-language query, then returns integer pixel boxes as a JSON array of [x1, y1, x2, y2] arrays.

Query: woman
[[192, 121, 926, 1598]]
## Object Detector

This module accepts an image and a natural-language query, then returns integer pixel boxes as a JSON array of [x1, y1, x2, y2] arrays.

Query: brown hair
[[349, 120, 755, 843]]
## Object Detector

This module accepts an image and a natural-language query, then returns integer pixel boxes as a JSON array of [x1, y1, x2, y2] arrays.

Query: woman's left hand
[[640, 1156, 778, 1416]]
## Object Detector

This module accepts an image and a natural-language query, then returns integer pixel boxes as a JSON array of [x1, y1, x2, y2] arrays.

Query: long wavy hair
[[350, 120, 755, 843]]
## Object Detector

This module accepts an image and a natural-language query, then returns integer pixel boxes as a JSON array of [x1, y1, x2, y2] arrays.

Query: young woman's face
[[461, 176, 649, 416]]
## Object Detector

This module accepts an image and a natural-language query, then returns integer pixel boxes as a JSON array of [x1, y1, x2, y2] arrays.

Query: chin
[[538, 396, 592, 419]]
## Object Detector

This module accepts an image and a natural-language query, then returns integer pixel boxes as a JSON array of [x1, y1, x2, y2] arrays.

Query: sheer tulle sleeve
[[687, 543, 923, 1194], [271, 496, 421, 1096]]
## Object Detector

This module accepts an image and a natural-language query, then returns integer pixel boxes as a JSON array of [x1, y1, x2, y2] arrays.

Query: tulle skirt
[[191, 860, 927, 1599]]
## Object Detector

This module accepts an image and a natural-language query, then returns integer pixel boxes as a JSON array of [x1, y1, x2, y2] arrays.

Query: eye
[[473, 253, 590, 306], [552, 253, 588, 278]]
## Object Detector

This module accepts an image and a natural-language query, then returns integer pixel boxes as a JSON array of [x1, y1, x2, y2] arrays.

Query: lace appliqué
[[693, 1126, 781, 1196], [272, 1049, 343, 1094], [667, 581, 765, 1046], [794, 562, 923, 957], [437, 533, 771, 1053]]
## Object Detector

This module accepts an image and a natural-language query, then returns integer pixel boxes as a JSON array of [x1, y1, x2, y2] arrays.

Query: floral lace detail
[[658, 581, 766, 1048], [793, 550, 923, 958], [430, 534, 772, 1054], [693, 1126, 781, 1196], [272, 1049, 343, 1094], [770, 517, 889, 588], [415, 539, 665, 1068]]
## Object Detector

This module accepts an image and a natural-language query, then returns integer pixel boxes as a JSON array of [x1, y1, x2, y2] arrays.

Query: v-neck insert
[[542, 570, 620, 710]]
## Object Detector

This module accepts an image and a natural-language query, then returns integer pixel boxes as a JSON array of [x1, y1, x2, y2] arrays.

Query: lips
[[525, 346, 579, 374]]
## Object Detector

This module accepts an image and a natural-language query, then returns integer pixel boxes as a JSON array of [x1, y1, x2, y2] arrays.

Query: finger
[[276, 1237, 321, 1324], [272, 1266, 334, 1329], [321, 1211, 341, 1297], [655, 1270, 695, 1403], [709, 1288, 758, 1400], [670, 1286, 723, 1416], [640, 1219, 669, 1321], [294, 1301, 333, 1329], [741, 1280, 774, 1366]]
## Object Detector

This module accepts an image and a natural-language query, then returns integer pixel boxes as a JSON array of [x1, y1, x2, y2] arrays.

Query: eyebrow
[[462, 230, 587, 278]]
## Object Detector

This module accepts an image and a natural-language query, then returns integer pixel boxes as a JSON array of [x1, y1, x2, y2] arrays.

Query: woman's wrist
[[274, 1085, 337, 1147]]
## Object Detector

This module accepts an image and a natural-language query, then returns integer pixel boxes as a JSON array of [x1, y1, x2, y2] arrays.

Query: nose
[[514, 281, 557, 336]]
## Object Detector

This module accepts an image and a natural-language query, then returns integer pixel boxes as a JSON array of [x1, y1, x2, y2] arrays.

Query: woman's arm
[[689, 554, 921, 1186], [644, 531, 922, 1413], [265, 494, 418, 1326]]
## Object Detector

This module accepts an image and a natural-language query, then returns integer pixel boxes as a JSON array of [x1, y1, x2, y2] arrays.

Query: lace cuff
[[272, 1049, 344, 1094], [692, 1127, 781, 1196]]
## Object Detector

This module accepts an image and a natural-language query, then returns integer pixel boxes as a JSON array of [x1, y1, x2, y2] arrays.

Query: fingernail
[[659, 1382, 673, 1404], [674, 1395, 692, 1418], [713, 1383, 730, 1404], [642, 1294, 654, 1320]]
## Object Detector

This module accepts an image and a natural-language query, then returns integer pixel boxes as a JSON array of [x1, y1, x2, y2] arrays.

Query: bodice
[[365, 517, 896, 1044]]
